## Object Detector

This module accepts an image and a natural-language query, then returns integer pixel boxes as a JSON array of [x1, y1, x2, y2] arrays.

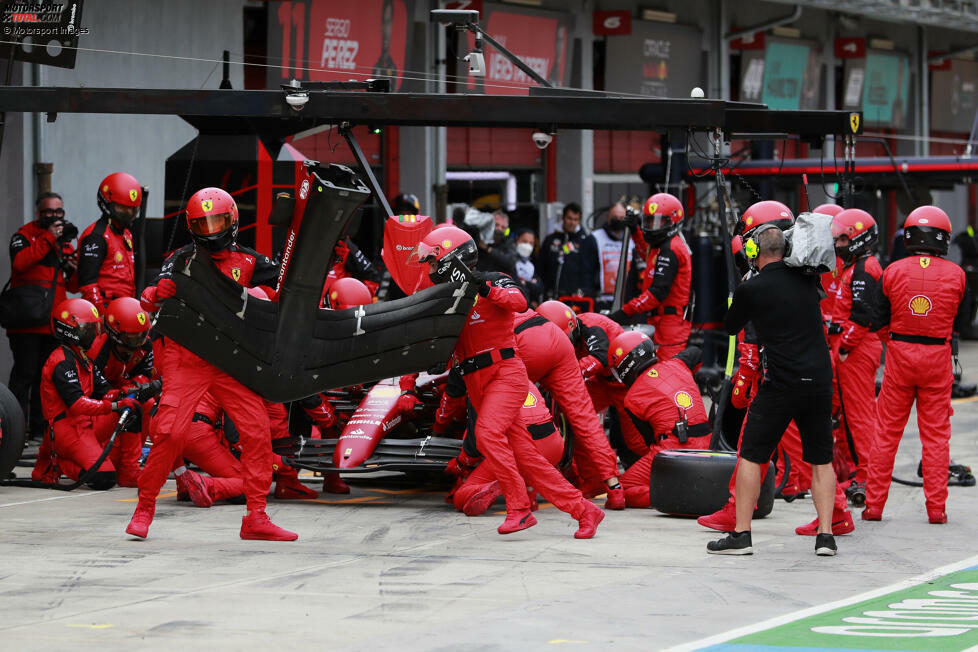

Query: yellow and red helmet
[[104, 297, 151, 352], [738, 200, 794, 239], [537, 300, 579, 339], [813, 203, 844, 217], [410, 225, 477, 284], [328, 277, 373, 310], [608, 330, 657, 385], [831, 209, 878, 262], [97, 172, 142, 227], [53, 298, 102, 351], [186, 187, 238, 251], [640, 193, 685, 246]]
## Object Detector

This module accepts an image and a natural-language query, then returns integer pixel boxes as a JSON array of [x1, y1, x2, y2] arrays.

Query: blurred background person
[[514, 228, 543, 305], [540, 202, 599, 301]]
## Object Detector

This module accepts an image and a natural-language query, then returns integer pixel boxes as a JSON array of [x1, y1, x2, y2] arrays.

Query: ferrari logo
[[231, 268, 241, 282], [909, 294, 933, 316], [124, 234, 133, 248], [647, 369, 658, 378], [201, 199, 213, 212], [745, 215, 754, 227], [850, 113, 860, 133], [920, 257, 931, 269], [129, 189, 138, 202], [674, 391, 693, 409], [523, 393, 537, 408], [648, 202, 658, 215], [136, 312, 147, 325], [90, 306, 99, 318]]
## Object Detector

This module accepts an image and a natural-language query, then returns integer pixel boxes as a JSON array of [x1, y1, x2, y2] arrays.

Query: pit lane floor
[[3, 344, 978, 651]]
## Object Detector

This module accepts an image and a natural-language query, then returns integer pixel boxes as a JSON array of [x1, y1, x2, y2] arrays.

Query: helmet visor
[[406, 242, 439, 268], [189, 211, 234, 237], [109, 328, 148, 351], [77, 321, 102, 350], [642, 214, 668, 231]]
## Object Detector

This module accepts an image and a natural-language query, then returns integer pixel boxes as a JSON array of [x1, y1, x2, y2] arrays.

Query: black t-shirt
[[724, 261, 832, 392]]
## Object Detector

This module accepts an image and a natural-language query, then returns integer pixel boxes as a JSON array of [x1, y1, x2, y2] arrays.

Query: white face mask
[[516, 242, 534, 258]]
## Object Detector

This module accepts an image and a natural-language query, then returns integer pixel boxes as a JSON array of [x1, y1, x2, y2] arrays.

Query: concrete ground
[[3, 346, 978, 651]]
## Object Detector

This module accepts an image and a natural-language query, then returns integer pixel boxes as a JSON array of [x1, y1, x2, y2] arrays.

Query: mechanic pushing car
[[412, 225, 605, 538], [126, 187, 297, 542], [77, 173, 142, 312], [608, 332, 712, 508], [828, 209, 884, 506], [864, 206, 968, 524], [36, 298, 143, 489], [608, 193, 692, 360], [516, 300, 624, 509]]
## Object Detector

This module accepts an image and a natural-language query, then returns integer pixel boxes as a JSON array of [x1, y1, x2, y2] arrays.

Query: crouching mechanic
[[608, 332, 711, 507], [126, 187, 296, 541], [608, 193, 692, 359], [36, 298, 142, 488], [413, 226, 604, 537], [864, 206, 967, 524]]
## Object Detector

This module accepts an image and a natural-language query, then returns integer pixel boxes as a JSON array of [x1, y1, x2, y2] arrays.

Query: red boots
[[322, 472, 350, 494], [498, 509, 537, 534], [697, 502, 736, 532], [574, 501, 605, 539], [274, 472, 318, 500], [463, 481, 502, 516], [176, 469, 213, 508], [125, 502, 155, 539], [795, 508, 855, 536], [240, 510, 298, 541]]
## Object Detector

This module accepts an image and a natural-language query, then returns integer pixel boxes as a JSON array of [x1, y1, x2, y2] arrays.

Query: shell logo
[[114, 252, 123, 262], [614, 347, 623, 357], [107, 315, 115, 323], [102, 184, 109, 192], [129, 189, 139, 202], [201, 199, 213, 212], [647, 369, 658, 378], [60, 310, 69, 319], [745, 215, 754, 227], [523, 393, 537, 408], [919, 257, 931, 269], [330, 290, 338, 300], [855, 221, 863, 230], [909, 295, 933, 316], [442, 239, 452, 249], [677, 209, 683, 218], [564, 310, 573, 319], [136, 312, 147, 325], [674, 391, 693, 409]]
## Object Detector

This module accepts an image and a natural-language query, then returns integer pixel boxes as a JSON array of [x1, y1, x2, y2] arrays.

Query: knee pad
[[87, 471, 117, 491]]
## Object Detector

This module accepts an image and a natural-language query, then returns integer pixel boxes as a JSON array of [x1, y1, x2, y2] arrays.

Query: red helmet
[[537, 300, 579, 339], [97, 172, 142, 228], [53, 298, 102, 351], [731, 235, 749, 276], [831, 209, 878, 262], [186, 187, 238, 251], [641, 193, 684, 246], [739, 200, 794, 238], [104, 297, 151, 352], [813, 203, 844, 217], [608, 330, 657, 386], [904, 206, 952, 256], [328, 277, 372, 310], [411, 225, 477, 284]]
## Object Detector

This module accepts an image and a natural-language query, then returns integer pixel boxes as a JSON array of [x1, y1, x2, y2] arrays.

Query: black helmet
[[392, 192, 421, 215]]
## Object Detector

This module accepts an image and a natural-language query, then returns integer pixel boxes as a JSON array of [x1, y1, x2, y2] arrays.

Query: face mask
[[516, 242, 534, 258], [607, 220, 625, 235]]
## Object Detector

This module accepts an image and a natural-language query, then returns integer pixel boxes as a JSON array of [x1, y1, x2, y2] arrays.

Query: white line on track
[[666, 553, 978, 651], [0, 490, 106, 508]]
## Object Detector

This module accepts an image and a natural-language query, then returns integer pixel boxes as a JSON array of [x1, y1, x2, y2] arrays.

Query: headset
[[743, 223, 784, 260]]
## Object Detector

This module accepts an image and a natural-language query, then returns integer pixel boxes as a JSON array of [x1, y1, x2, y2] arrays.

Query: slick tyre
[[649, 449, 775, 517], [0, 382, 26, 480]]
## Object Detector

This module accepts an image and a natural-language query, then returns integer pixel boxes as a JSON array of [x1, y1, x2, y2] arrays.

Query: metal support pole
[[340, 123, 394, 218], [471, 24, 553, 88]]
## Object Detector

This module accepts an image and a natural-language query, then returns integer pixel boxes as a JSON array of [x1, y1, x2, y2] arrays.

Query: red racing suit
[[319, 237, 381, 306], [829, 254, 884, 486], [8, 220, 73, 335], [866, 254, 967, 515], [451, 382, 564, 511], [36, 345, 137, 484], [137, 243, 279, 513], [77, 217, 135, 310], [575, 312, 646, 461], [514, 310, 619, 490], [621, 232, 692, 359], [453, 272, 588, 519], [620, 351, 712, 508]]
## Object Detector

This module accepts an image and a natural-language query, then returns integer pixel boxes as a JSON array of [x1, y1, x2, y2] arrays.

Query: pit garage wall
[[0, 0, 246, 380]]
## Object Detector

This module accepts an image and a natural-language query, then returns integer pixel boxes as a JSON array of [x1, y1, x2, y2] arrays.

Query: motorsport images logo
[[2, 2, 89, 37]]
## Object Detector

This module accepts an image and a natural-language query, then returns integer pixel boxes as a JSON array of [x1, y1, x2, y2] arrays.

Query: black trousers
[[7, 332, 58, 434]]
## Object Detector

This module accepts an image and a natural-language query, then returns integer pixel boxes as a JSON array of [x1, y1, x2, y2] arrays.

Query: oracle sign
[[604, 20, 702, 98]]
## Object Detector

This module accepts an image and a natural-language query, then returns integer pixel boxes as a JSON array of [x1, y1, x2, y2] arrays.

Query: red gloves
[[303, 397, 338, 430], [579, 355, 603, 379], [432, 393, 465, 435], [80, 284, 102, 309], [396, 393, 420, 416], [156, 278, 177, 299], [445, 450, 483, 479], [140, 278, 176, 312], [730, 372, 754, 410]]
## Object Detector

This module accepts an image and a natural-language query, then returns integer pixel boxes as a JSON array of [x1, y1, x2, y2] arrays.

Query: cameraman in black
[[707, 205, 837, 557], [6, 192, 77, 438]]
